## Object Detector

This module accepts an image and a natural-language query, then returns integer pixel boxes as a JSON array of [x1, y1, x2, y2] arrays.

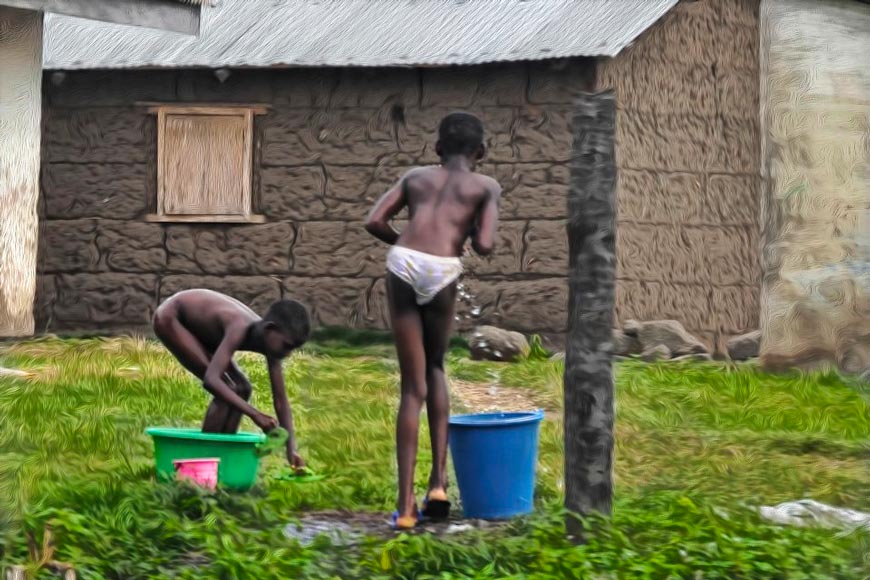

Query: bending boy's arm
[[267, 358, 301, 466], [204, 326, 273, 429], [364, 173, 408, 245], [472, 183, 501, 256]]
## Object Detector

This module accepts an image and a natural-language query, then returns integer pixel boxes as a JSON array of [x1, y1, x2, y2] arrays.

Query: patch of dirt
[[450, 379, 556, 418], [283, 510, 510, 545]]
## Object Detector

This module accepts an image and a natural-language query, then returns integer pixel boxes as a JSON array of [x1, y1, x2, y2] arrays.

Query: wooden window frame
[[143, 104, 268, 224]]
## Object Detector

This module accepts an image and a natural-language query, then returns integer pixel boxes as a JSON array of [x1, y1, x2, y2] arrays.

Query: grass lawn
[[0, 332, 868, 579]]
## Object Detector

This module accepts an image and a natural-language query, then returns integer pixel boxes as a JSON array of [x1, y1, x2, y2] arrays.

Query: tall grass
[[0, 336, 868, 578]]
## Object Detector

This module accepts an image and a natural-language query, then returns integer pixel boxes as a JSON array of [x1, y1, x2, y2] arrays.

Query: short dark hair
[[264, 299, 311, 344], [438, 112, 484, 156]]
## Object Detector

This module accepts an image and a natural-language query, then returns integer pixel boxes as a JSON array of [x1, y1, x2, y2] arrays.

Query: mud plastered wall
[[597, 0, 762, 353], [36, 62, 592, 336], [37, 1, 761, 342], [759, 0, 870, 374]]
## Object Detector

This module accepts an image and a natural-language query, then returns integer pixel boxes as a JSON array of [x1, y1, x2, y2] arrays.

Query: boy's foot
[[391, 509, 421, 531], [421, 488, 451, 521]]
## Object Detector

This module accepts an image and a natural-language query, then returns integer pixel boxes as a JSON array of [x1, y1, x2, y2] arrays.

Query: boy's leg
[[387, 273, 428, 521], [421, 282, 458, 501], [219, 362, 254, 433], [153, 310, 250, 433]]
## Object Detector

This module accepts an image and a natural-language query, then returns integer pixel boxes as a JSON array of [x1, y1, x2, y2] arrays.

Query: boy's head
[[260, 299, 310, 358], [436, 112, 485, 162]]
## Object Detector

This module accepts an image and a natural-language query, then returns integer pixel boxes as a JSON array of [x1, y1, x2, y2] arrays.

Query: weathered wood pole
[[564, 92, 617, 531]]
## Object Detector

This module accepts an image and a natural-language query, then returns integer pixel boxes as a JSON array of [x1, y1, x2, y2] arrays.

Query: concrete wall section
[[0, 7, 42, 337], [759, 0, 870, 374]]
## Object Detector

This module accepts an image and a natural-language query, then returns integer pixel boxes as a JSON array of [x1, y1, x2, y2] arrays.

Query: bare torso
[[156, 289, 259, 352], [395, 165, 498, 258]]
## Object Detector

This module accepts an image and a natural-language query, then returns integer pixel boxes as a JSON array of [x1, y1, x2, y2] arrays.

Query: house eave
[[1, 0, 200, 35]]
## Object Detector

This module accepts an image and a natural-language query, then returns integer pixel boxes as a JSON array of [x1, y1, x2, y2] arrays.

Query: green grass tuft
[[0, 336, 868, 578]]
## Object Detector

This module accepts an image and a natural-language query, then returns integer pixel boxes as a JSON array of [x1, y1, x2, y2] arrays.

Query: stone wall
[[597, 0, 762, 353], [37, 0, 761, 344], [758, 0, 870, 375], [37, 62, 594, 336]]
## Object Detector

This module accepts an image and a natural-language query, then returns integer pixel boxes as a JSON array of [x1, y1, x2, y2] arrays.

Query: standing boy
[[365, 112, 501, 529]]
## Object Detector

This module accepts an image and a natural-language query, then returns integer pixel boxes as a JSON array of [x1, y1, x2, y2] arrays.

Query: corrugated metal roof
[[43, 0, 678, 70]]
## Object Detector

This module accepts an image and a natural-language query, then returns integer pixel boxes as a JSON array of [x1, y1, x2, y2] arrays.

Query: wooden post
[[564, 92, 617, 533]]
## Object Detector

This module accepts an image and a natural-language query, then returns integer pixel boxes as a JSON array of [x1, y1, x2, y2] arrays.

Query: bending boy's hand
[[253, 412, 279, 433], [288, 447, 305, 472]]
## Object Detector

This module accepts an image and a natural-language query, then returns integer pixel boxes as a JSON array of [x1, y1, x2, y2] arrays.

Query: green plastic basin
[[145, 427, 266, 491]]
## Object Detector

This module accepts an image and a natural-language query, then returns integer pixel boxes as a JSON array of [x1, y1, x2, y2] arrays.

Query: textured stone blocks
[[498, 279, 567, 332], [463, 221, 525, 276], [97, 221, 166, 272], [54, 273, 157, 325], [166, 223, 294, 275], [487, 163, 569, 220], [282, 276, 373, 327], [618, 224, 759, 286], [707, 174, 759, 225], [261, 108, 396, 166], [524, 220, 567, 275], [617, 170, 706, 224], [42, 163, 149, 220], [293, 222, 385, 277], [40, 219, 99, 273], [260, 166, 326, 220], [616, 279, 713, 332], [614, 61, 717, 117], [44, 108, 151, 164], [712, 285, 760, 333]]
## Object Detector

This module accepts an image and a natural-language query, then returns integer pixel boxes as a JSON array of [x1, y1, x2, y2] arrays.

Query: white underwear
[[386, 246, 463, 305]]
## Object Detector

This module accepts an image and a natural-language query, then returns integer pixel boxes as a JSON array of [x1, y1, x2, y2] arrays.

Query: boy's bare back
[[158, 289, 259, 352], [397, 166, 500, 258]]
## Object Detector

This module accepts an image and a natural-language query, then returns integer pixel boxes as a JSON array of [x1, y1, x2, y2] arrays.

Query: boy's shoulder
[[472, 172, 501, 195]]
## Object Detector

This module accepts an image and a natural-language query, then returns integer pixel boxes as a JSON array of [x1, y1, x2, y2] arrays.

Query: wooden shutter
[[150, 106, 263, 223]]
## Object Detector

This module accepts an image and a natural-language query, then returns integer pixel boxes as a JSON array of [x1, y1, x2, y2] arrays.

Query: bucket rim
[[146, 427, 266, 443], [173, 457, 222, 465], [448, 409, 545, 427]]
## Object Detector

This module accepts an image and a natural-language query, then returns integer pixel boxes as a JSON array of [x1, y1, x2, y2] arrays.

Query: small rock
[[636, 320, 708, 356], [623, 319, 641, 337], [550, 351, 565, 361], [727, 330, 761, 361], [613, 329, 641, 356], [468, 326, 529, 362], [641, 344, 671, 362]]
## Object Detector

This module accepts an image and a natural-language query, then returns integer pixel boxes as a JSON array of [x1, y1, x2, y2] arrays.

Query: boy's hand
[[288, 447, 305, 471], [253, 412, 279, 433]]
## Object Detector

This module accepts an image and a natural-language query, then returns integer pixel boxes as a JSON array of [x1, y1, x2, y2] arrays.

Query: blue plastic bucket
[[448, 410, 544, 519]]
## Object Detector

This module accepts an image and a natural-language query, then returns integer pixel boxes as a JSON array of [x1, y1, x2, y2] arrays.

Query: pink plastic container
[[173, 457, 220, 490]]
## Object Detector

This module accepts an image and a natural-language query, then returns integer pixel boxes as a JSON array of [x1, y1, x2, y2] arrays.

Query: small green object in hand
[[272, 466, 325, 483], [254, 427, 289, 457]]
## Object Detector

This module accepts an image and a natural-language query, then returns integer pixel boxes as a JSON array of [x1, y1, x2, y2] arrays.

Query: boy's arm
[[203, 326, 275, 431], [267, 357, 303, 469], [364, 172, 409, 245], [471, 183, 501, 256]]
